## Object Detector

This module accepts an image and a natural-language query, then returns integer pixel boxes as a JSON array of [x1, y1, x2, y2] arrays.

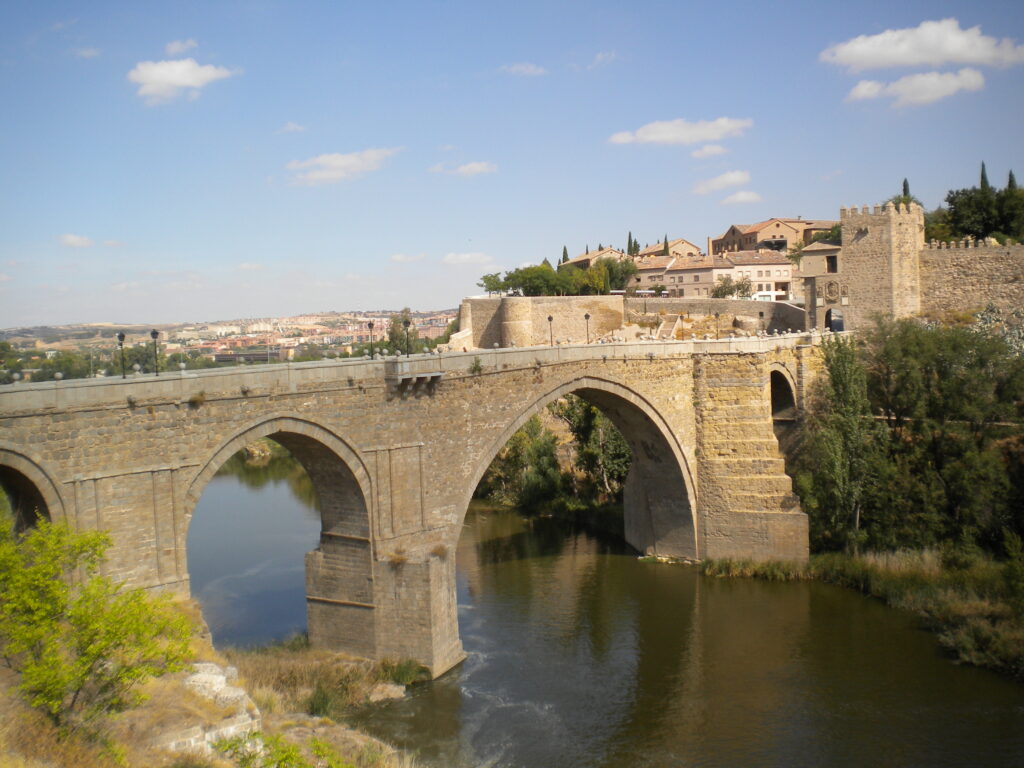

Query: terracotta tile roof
[[635, 255, 676, 271], [637, 238, 702, 257], [723, 249, 793, 266], [800, 241, 841, 252], [665, 254, 716, 271], [566, 246, 623, 265]]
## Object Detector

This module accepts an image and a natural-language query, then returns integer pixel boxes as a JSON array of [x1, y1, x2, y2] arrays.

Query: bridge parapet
[[0, 332, 828, 414]]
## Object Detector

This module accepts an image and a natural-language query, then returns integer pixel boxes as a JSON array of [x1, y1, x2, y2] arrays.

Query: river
[[190, 452, 1024, 768]]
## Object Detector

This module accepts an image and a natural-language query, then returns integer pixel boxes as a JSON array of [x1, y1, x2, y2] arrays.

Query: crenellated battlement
[[924, 238, 1024, 250], [839, 201, 924, 220]]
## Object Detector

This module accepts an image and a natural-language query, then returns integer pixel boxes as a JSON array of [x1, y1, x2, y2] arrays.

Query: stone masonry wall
[[920, 242, 1024, 318]]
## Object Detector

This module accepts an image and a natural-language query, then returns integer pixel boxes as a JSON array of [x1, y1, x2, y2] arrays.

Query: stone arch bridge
[[0, 335, 821, 676]]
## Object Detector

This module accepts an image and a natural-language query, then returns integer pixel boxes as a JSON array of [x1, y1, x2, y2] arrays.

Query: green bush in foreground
[[218, 732, 356, 768], [0, 518, 192, 731]]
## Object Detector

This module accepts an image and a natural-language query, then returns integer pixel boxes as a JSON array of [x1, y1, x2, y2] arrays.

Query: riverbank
[[702, 549, 1024, 681], [0, 607, 422, 768]]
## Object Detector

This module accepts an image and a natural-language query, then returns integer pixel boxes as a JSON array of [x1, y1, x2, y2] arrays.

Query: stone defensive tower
[[805, 202, 925, 332]]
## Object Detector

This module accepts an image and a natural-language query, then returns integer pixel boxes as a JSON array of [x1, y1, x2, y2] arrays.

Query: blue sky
[[2, 1, 1023, 326]]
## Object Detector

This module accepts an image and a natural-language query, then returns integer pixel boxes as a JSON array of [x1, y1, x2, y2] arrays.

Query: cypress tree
[[1009, 171, 1018, 191], [561, 245, 569, 263], [981, 162, 991, 191], [902, 178, 910, 199], [662, 235, 669, 256], [586, 245, 589, 254]]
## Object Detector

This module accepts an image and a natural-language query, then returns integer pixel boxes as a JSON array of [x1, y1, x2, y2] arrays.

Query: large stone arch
[[184, 415, 377, 656], [463, 375, 699, 560], [0, 444, 67, 529]]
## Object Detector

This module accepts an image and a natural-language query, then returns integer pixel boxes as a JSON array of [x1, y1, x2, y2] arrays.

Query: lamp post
[[368, 321, 375, 360], [150, 329, 160, 376], [584, 313, 591, 344], [117, 332, 126, 379], [403, 318, 412, 357], [547, 315, 554, 346]]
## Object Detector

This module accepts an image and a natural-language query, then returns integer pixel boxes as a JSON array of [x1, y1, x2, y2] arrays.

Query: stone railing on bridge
[[0, 330, 829, 412]]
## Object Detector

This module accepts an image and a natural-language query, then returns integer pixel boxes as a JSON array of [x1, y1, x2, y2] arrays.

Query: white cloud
[[110, 281, 141, 292], [236, 262, 264, 271], [59, 234, 93, 248], [500, 62, 546, 76], [821, 18, 1024, 72], [103, 240, 125, 247], [127, 58, 236, 104], [287, 147, 401, 185], [847, 67, 984, 106], [588, 51, 618, 69], [0, 273, 11, 283], [390, 253, 424, 263], [165, 39, 198, 56], [431, 161, 497, 176], [73, 47, 100, 59], [691, 144, 726, 158], [279, 121, 306, 133], [609, 117, 753, 145], [442, 252, 492, 265], [693, 170, 750, 195], [721, 190, 762, 205]]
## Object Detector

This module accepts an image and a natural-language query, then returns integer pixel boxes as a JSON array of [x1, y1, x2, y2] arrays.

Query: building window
[[680, 289, 685, 297], [826, 254, 838, 273], [694, 275, 699, 282]]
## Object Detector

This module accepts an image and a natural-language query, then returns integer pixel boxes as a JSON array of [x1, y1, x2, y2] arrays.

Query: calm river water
[[190, 454, 1024, 768]]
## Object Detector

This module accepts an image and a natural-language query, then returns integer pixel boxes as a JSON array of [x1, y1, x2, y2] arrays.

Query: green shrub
[[0, 518, 192, 731]]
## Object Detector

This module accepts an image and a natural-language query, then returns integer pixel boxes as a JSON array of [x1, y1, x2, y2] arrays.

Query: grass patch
[[702, 549, 1024, 681], [377, 659, 430, 686]]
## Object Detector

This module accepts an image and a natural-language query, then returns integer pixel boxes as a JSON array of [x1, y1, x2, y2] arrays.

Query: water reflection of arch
[[462, 375, 698, 560], [0, 443, 66, 530], [768, 363, 797, 421], [185, 415, 376, 655]]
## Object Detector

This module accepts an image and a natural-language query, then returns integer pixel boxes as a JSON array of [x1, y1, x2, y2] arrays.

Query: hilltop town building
[[712, 218, 836, 255]]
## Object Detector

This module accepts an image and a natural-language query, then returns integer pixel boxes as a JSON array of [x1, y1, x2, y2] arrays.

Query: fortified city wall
[[805, 201, 1024, 331], [920, 240, 1024, 318]]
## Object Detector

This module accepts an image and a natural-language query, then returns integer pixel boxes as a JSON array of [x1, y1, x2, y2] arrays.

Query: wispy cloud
[[500, 62, 546, 76], [693, 170, 750, 195], [390, 253, 424, 263], [587, 51, 618, 69], [165, 39, 198, 56], [127, 58, 237, 104], [0, 273, 11, 283], [820, 18, 1024, 72], [278, 121, 306, 133], [72, 47, 100, 59], [430, 161, 497, 176], [721, 190, 762, 205], [287, 147, 401, 185], [235, 262, 264, 271], [59, 234, 93, 248], [847, 67, 984, 106], [691, 144, 726, 158], [610, 117, 753, 145], [442, 252, 492, 265]]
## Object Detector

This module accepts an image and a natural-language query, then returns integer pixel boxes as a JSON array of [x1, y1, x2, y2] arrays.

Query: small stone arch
[[768, 364, 798, 420], [0, 444, 66, 530], [184, 415, 376, 656], [463, 375, 699, 560]]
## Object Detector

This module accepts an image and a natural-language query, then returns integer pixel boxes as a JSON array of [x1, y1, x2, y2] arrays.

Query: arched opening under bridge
[[185, 418, 374, 654]]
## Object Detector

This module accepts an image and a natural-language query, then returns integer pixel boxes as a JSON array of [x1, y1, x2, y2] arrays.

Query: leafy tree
[[886, 178, 922, 209], [551, 396, 631, 501], [710, 275, 753, 298], [478, 273, 505, 295], [795, 335, 886, 552], [476, 416, 564, 511], [0, 515, 192, 730], [925, 206, 954, 242], [604, 258, 638, 291], [387, 308, 419, 353]]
